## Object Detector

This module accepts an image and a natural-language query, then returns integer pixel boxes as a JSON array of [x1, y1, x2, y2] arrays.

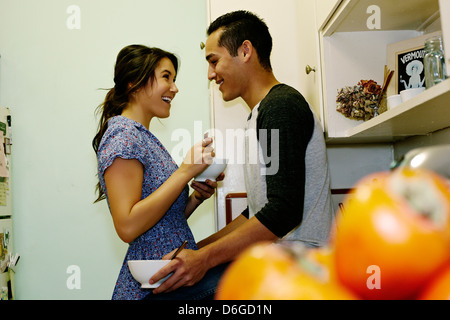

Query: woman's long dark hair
[[92, 44, 179, 202]]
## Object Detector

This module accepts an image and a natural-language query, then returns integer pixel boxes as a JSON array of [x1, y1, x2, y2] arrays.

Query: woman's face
[[136, 57, 179, 119]]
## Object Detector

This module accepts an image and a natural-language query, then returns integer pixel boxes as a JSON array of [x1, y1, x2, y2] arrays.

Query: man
[[150, 10, 334, 295]]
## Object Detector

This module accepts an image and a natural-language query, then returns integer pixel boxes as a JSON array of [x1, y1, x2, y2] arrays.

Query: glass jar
[[423, 36, 447, 88]]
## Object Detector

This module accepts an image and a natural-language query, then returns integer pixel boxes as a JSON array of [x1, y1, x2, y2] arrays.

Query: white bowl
[[194, 158, 228, 182], [387, 94, 402, 109], [400, 87, 425, 103], [128, 260, 172, 289]]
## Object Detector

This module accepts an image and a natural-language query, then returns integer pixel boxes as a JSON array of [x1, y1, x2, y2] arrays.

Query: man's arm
[[200, 215, 278, 267], [150, 215, 277, 294], [196, 213, 248, 248]]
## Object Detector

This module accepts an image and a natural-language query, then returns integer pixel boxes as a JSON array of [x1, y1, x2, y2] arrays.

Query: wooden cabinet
[[319, 0, 449, 144]]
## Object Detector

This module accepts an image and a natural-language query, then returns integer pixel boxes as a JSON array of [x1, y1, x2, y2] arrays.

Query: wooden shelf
[[326, 78, 450, 144], [322, 0, 447, 145], [323, 0, 440, 36]]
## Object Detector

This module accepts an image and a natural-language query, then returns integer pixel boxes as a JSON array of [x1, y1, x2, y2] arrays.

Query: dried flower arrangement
[[336, 80, 382, 121], [336, 67, 394, 121]]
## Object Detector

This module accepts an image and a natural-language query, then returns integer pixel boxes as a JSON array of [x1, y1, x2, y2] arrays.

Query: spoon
[[170, 240, 188, 260]]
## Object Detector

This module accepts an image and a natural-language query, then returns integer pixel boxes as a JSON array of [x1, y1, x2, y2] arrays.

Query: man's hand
[[191, 172, 225, 202], [149, 249, 209, 294]]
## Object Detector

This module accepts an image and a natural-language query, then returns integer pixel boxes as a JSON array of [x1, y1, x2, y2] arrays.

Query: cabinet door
[[315, 0, 342, 30], [208, 0, 321, 229], [296, 0, 323, 122]]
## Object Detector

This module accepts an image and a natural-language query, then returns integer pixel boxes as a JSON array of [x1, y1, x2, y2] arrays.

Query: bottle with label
[[424, 36, 448, 88]]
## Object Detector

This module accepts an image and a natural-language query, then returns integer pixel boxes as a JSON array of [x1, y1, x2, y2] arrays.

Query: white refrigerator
[[0, 106, 14, 300]]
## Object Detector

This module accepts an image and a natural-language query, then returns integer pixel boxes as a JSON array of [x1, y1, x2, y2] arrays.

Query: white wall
[[0, 0, 212, 299], [327, 144, 394, 189]]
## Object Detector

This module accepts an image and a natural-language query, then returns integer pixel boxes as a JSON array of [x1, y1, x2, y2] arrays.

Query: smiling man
[[150, 10, 335, 297]]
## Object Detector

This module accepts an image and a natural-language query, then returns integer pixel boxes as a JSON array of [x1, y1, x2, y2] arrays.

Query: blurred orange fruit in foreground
[[332, 168, 450, 299], [216, 168, 450, 300], [418, 264, 450, 300], [215, 242, 356, 300]]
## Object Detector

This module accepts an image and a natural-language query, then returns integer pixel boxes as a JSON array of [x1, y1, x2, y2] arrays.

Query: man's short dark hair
[[207, 10, 273, 71]]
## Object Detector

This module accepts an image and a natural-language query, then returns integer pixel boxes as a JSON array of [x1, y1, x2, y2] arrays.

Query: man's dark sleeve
[[253, 92, 314, 237], [241, 207, 249, 219]]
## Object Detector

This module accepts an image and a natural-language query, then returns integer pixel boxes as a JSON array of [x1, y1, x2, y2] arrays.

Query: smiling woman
[[92, 45, 180, 177], [121, 57, 179, 124], [92, 44, 223, 300], [0, 0, 211, 300]]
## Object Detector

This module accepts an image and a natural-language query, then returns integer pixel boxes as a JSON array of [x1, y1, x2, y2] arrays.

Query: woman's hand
[[180, 137, 214, 177]]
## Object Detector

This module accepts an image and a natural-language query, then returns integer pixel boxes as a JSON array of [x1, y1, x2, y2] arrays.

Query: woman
[[93, 45, 219, 300]]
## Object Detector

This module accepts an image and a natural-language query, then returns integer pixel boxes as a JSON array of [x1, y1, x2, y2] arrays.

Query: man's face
[[205, 30, 244, 102]]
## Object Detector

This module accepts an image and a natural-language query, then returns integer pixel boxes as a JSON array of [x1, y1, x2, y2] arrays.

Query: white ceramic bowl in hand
[[128, 260, 172, 289], [194, 158, 228, 182]]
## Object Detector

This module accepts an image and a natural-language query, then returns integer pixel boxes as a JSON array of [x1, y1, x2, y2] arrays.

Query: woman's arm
[[105, 139, 213, 243], [105, 158, 194, 243]]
